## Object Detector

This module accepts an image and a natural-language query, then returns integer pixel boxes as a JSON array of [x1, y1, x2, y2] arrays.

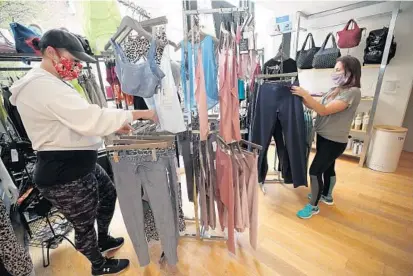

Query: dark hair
[[336, 55, 362, 88]]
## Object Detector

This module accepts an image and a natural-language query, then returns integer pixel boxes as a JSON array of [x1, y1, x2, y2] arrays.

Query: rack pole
[[95, 59, 107, 100], [359, 1, 401, 166], [183, 7, 247, 15]]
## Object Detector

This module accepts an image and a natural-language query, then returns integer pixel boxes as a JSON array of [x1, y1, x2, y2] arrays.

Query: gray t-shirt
[[314, 87, 361, 143]]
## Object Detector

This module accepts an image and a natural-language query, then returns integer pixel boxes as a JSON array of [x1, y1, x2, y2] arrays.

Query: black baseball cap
[[39, 29, 96, 63]]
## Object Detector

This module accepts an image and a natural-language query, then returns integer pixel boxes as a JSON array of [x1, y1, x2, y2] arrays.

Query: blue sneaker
[[297, 204, 320, 219]]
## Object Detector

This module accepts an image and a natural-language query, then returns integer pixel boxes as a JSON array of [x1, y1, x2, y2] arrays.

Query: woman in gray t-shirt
[[290, 55, 362, 219]]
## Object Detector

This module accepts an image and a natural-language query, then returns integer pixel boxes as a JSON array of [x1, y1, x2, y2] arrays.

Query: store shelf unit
[[291, 1, 402, 166], [298, 64, 381, 72]]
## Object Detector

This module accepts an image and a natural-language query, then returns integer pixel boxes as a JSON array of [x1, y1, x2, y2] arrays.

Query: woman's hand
[[142, 110, 159, 123], [116, 124, 134, 134], [131, 110, 159, 123], [291, 86, 310, 100]]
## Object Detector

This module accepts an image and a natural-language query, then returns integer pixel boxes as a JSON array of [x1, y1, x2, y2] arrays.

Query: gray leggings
[[110, 154, 179, 267]]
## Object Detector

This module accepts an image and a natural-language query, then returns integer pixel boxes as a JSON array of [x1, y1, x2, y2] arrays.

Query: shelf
[[299, 64, 380, 72], [350, 129, 367, 134]]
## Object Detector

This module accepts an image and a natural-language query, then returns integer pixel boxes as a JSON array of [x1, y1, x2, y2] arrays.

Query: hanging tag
[[113, 152, 119, 163], [213, 160, 216, 169], [11, 149, 18, 163], [212, 141, 217, 152], [152, 149, 157, 161], [190, 141, 193, 155]]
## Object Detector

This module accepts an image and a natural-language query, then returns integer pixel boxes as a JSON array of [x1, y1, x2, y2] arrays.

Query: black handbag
[[297, 33, 320, 69], [363, 27, 397, 65], [312, 32, 341, 69]]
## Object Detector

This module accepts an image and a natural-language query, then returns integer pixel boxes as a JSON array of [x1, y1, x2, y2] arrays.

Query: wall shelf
[[350, 129, 367, 134]]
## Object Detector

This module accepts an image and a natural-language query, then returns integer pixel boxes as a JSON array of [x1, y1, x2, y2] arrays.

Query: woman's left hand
[[291, 86, 310, 99]]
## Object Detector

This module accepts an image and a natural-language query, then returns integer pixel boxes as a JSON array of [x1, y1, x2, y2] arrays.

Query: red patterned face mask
[[53, 56, 83, 81]]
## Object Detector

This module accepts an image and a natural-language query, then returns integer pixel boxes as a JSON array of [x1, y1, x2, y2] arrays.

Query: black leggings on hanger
[[309, 134, 347, 206]]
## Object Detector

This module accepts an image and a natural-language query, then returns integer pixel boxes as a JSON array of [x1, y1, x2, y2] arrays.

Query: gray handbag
[[297, 33, 320, 69], [312, 32, 341, 69]]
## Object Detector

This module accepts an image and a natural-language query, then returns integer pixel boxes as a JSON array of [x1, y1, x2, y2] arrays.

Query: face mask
[[53, 55, 83, 81], [331, 72, 348, 86]]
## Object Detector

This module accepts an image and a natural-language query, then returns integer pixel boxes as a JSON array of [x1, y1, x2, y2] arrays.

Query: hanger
[[104, 16, 171, 50], [273, 42, 289, 62]]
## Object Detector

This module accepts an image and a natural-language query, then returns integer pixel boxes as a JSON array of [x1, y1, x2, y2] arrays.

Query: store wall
[[402, 86, 413, 152], [256, 1, 413, 128]]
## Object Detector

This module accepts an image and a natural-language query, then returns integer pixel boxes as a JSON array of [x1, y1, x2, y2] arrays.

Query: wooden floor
[[31, 150, 413, 276]]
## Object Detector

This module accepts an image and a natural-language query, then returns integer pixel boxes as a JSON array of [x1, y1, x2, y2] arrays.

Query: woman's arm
[[291, 86, 349, 116]]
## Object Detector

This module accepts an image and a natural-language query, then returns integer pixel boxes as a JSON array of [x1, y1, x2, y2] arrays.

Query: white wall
[[256, 1, 413, 128]]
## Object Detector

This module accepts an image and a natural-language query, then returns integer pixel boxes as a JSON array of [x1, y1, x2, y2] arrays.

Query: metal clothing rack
[[182, 5, 249, 241], [290, 1, 402, 167]]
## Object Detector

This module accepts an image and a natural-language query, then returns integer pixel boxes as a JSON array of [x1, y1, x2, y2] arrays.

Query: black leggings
[[309, 134, 347, 206]]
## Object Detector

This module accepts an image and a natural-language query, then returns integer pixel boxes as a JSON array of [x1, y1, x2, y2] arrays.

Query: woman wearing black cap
[[9, 29, 155, 275]]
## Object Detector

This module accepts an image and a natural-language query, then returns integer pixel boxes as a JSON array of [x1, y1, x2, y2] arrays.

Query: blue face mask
[[111, 39, 165, 98], [331, 72, 348, 86]]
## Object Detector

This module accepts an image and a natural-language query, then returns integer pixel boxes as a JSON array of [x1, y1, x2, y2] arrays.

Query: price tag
[[152, 149, 157, 161], [212, 141, 217, 152], [239, 38, 249, 54], [213, 160, 216, 169], [11, 149, 18, 163], [113, 152, 119, 163]]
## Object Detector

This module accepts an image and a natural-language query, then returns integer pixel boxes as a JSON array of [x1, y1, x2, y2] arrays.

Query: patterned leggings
[[37, 164, 116, 268]]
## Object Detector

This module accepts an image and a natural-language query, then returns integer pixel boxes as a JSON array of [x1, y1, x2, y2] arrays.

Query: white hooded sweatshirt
[[10, 68, 132, 151]]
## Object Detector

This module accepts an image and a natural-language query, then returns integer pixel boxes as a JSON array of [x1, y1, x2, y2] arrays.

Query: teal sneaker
[[307, 194, 334, 205], [297, 204, 319, 219]]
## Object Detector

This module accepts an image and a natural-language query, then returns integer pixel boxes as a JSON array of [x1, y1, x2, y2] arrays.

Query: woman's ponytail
[[26, 37, 42, 56]]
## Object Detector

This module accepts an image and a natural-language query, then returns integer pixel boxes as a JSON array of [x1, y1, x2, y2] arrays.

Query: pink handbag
[[337, 19, 364, 49]]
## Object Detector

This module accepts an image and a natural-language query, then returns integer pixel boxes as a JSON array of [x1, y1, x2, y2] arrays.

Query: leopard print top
[[122, 26, 168, 65], [0, 199, 33, 276]]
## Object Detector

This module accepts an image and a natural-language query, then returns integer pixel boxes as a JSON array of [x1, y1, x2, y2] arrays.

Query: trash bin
[[367, 125, 408, 172]]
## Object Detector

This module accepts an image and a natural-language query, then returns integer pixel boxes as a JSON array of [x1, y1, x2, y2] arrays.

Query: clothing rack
[[291, 1, 401, 166], [182, 6, 249, 242]]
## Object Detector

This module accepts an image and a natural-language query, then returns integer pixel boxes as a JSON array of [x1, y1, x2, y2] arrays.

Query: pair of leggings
[[37, 164, 116, 268], [309, 134, 347, 206], [110, 154, 179, 267], [252, 82, 307, 187]]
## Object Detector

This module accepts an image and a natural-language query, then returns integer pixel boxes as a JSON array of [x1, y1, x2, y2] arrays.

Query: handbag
[[312, 32, 341, 69], [111, 39, 165, 98], [337, 19, 364, 48], [9, 22, 41, 54], [363, 27, 397, 65], [296, 33, 320, 69]]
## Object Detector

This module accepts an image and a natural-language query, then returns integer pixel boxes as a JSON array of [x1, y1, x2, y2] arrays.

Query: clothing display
[[252, 81, 308, 187], [110, 147, 180, 267], [78, 73, 108, 108], [180, 35, 219, 111], [218, 39, 241, 143], [1, 86, 29, 140], [144, 48, 186, 134], [112, 38, 164, 98]]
